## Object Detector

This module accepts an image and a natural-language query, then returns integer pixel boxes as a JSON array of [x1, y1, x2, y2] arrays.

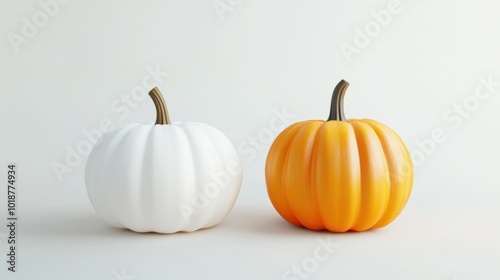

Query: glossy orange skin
[[265, 119, 413, 232]]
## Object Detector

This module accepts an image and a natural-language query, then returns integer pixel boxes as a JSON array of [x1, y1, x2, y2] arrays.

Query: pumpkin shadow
[[26, 210, 229, 238], [25, 211, 126, 238], [27, 209, 186, 238], [27, 207, 373, 238], [219, 205, 368, 237]]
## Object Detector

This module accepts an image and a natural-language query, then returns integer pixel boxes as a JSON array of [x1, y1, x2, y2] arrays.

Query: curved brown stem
[[149, 87, 171, 125], [327, 80, 349, 121]]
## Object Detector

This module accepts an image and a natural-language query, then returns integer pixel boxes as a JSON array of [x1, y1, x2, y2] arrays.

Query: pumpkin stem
[[149, 87, 172, 125], [327, 79, 349, 121]]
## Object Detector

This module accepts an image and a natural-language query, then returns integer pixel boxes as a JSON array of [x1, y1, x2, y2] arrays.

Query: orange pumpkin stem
[[149, 87, 172, 125], [327, 79, 349, 122]]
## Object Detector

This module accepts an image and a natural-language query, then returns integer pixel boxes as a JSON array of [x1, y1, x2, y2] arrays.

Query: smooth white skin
[[84, 122, 242, 233]]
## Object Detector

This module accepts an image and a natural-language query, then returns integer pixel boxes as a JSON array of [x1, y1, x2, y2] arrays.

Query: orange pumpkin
[[265, 80, 413, 232]]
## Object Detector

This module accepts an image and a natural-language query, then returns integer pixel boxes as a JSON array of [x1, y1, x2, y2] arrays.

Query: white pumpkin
[[85, 87, 242, 233]]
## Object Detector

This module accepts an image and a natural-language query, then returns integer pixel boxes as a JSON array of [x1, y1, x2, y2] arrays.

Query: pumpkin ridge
[[318, 121, 360, 232], [309, 121, 328, 230], [99, 124, 143, 229], [192, 123, 241, 228], [349, 120, 390, 231], [279, 122, 314, 226], [278, 123, 307, 224], [282, 121, 324, 229], [183, 124, 218, 230], [359, 120, 395, 227], [138, 124, 158, 232], [367, 120, 414, 197], [339, 121, 361, 231], [266, 122, 308, 226], [361, 119, 414, 228], [362, 120, 397, 228], [114, 125, 153, 231], [164, 126, 193, 232]]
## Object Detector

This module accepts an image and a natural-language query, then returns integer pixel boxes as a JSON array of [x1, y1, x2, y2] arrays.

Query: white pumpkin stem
[[149, 87, 172, 125], [327, 79, 349, 121]]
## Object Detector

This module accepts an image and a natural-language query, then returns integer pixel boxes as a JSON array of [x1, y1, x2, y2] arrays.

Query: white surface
[[1, 0, 500, 279]]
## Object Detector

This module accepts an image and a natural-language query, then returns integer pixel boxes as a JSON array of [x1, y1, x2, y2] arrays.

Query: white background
[[1, 0, 500, 279]]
